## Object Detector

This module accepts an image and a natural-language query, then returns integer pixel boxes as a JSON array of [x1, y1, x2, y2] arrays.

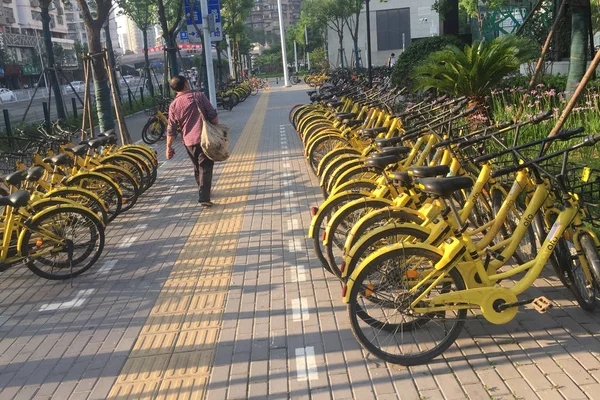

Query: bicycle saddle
[[335, 112, 356, 120], [416, 177, 473, 198], [3, 170, 28, 187], [392, 171, 412, 186], [378, 146, 411, 157], [375, 137, 403, 148], [100, 133, 118, 145], [64, 144, 89, 156], [359, 127, 388, 138], [342, 119, 364, 128], [365, 154, 403, 169], [0, 190, 30, 208], [43, 153, 73, 166], [26, 166, 46, 182], [87, 137, 110, 149], [408, 165, 450, 178]]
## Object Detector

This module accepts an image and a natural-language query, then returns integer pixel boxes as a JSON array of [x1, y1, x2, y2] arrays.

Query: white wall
[[326, 0, 440, 68]]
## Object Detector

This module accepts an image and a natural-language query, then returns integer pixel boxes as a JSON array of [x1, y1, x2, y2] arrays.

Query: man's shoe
[[200, 201, 214, 208]]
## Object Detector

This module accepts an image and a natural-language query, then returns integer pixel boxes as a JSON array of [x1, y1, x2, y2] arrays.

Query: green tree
[[566, 0, 591, 94], [303, 0, 349, 69], [156, 0, 183, 79], [52, 43, 66, 66], [344, 0, 365, 69], [221, 0, 254, 79], [458, 0, 507, 36], [74, 40, 89, 68], [74, 0, 115, 132], [118, 0, 158, 97], [413, 36, 537, 103]]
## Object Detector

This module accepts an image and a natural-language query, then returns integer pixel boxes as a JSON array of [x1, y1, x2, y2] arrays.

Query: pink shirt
[[166, 91, 218, 146]]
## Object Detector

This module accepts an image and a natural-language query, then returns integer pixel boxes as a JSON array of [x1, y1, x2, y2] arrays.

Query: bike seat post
[[441, 197, 468, 235]]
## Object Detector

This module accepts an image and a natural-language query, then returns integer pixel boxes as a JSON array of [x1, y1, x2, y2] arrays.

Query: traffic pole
[[294, 41, 299, 73], [200, 0, 217, 107], [226, 34, 234, 80], [277, 0, 291, 87], [305, 26, 311, 71]]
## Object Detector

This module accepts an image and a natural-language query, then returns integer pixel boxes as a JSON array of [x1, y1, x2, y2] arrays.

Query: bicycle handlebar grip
[[557, 126, 585, 139], [461, 106, 478, 117], [496, 121, 513, 130], [531, 110, 553, 123]]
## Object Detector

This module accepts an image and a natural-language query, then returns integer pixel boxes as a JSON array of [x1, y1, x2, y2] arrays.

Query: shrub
[[391, 35, 464, 90], [412, 35, 538, 102]]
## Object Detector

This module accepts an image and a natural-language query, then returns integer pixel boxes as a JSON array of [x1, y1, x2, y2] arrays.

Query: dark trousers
[[185, 143, 214, 202]]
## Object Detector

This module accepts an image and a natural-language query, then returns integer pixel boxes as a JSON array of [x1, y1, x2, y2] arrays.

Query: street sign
[[180, 31, 189, 41], [183, 0, 223, 42]]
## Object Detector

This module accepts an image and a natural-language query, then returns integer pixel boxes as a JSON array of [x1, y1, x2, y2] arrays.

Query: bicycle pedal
[[532, 296, 553, 313]]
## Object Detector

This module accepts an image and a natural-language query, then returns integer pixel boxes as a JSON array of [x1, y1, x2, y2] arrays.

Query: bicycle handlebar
[[490, 131, 600, 178]]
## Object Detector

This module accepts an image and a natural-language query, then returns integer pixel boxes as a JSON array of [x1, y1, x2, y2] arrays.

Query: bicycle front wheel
[[142, 116, 166, 144], [348, 246, 466, 366], [21, 206, 105, 280]]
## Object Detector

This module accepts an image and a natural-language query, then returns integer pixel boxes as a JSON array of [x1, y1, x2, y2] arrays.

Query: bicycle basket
[[564, 167, 600, 225], [0, 154, 31, 175]]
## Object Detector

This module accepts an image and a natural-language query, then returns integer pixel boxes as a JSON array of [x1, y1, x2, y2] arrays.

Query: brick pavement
[[1, 85, 600, 400]]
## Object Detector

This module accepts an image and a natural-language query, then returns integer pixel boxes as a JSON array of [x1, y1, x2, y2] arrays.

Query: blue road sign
[[183, 0, 222, 41], [180, 31, 189, 41]]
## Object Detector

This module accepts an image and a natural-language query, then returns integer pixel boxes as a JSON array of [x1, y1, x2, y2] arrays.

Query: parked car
[[0, 88, 16, 102], [65, 81, 85, 93], [121, 75, 135, 84]]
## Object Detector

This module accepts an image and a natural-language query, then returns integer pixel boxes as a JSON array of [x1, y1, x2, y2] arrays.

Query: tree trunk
[[338, 33, 344, 69], [566, 2, 590, 94], [165, 33, 179, 77], [142, 29, 154, 98], [104, 22, 120, 99], [41, 5, 66, 120], [87, 26, 115, 132]]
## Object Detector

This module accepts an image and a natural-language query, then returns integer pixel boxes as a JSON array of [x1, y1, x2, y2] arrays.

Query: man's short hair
[[391, 53, 395, 57], [170, 75, 187, 92]]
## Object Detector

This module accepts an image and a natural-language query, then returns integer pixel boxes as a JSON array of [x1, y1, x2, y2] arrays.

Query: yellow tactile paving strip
[[108, 92, 270, 400]]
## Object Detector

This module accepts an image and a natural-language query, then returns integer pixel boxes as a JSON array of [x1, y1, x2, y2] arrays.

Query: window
[[31, 10, 41, 20], [376, 8, 411, 51], [57, 15, 63, 24]]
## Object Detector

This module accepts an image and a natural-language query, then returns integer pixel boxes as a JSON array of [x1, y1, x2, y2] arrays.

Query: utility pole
[[226, 34, 234, 79], [365, 0, 373, 86], [294, 41, 298, 72], [276, 0, 291, 86], [305, 26, 311, 71]]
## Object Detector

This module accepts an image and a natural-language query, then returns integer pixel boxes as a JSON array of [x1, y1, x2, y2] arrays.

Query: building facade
[[326, 0, 441, 68], [0, 0, 120, 88], [248, 0, 301, 45], [118, 15, 157, 55]]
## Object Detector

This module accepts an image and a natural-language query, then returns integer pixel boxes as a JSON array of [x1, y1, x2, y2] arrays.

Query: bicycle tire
[[67, 173, 123, 222], [347, 246, 466, 366], [141, 116, 165, 145], [93, 166, 139, 212], [21, 206, 105, 280], [325, 198, 394, 278], [45, 188, 109, 226], [581, 234, 600, 290], [310, 191, 367, 274], [101, 154, 146, 192]]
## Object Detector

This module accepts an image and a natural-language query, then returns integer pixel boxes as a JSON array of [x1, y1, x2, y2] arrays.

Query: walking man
[[166, 75, 219, 207], [387, 53, 396, 69]]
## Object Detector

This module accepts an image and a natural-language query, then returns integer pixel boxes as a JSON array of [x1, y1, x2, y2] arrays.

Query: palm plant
[[412, 35, 538, 104]]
